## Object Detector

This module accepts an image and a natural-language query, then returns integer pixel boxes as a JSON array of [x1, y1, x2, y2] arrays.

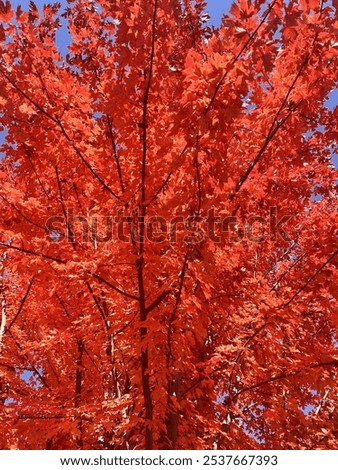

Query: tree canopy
[[0, 0, 337, 449]]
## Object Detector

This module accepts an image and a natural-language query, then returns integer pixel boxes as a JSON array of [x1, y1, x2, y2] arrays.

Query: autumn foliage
[[0, 0, 337, 450]]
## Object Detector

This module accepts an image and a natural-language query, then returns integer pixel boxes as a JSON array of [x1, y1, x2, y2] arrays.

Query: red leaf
[[0, 0, 12, 22]]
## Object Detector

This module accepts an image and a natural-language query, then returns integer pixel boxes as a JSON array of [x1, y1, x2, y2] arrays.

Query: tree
[[0, 0, 337, 450]]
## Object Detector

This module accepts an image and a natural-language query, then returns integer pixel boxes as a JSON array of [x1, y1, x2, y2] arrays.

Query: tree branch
[[270, 252, 307, 291], [283, 249, 338, 307], [0, 242, 66, 264], [0, 243, 138, 301], [234, 361, 338, 399], [0, 67, 121, 200], [166, 251, 189, 370], [204, 0, 277, 116], [145, 289, 171, 315], [0, 194, 46, 231], [91, 272, 139, 301], [55, 165, 76, 249], [56, 119, 121, 200], [148, 1, 277, 207], [106, 115, 125, 193], [137, 0, 159, 450], [4, 276, 35, 334]]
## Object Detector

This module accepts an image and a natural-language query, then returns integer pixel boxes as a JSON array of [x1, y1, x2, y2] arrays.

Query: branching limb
[[4, 277, 35, 334]]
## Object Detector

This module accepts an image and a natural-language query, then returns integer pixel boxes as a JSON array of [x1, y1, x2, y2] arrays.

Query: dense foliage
[[0, 0, 337, 449]]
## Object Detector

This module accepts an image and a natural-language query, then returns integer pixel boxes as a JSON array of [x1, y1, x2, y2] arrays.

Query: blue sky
[[207, 0, 232, 24]]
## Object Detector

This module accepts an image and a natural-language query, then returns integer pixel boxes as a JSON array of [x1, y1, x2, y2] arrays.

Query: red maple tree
[[0, 0, 337, 450]]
